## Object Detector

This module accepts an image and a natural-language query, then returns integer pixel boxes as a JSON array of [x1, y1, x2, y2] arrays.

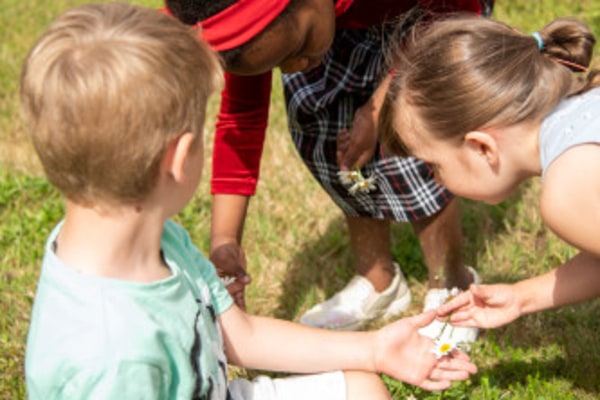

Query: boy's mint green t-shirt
[[25, 220, 234, 399]]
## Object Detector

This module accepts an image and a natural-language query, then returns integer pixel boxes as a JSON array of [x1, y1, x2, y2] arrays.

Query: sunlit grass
[[2, 1, 600, 398]]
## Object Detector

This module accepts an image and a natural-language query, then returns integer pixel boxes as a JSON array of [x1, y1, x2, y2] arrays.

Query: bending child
[[21, 3, 477, 399], [379, 15, 600, 330], [163, 0, 494, 342]]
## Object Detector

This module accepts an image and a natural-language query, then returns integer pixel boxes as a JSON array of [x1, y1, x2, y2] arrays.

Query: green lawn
[[2, 1, 600, 398]]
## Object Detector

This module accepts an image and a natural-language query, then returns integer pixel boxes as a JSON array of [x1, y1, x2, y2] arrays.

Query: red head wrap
[[162, 0, 291, 51], [163, 1, 357, 52], [200, 0, 291, 51], [162, 1, 290, 51]]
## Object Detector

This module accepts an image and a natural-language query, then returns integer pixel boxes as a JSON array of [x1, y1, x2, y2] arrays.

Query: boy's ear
[[162, 132, 196, 183], [464, 130, 499, 168]]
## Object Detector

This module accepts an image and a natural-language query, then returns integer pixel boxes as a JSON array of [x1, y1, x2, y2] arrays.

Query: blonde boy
[[21, 3, 476, 399]]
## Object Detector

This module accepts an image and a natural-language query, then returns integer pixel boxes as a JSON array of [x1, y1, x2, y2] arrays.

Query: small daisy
[[340, 168, 377, 195], [431, 288, 463, 358], [348, 176, 376, 195], [433, 336, 459, 358], [337, 170, 361, 185], [219, 276, 236, 287]]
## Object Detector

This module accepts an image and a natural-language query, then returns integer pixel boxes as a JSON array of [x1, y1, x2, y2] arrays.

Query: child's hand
[[374, 311, 478, 391], [436, 284, 522, 329], [336, 105, 378, 171], [210, 243, 251, 310]]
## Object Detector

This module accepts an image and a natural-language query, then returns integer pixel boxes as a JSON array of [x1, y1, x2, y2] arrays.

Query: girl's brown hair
[[380, 15, 597, 157]]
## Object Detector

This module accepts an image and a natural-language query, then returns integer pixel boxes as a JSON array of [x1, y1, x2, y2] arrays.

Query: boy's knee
[[344, 371, 390, 400]]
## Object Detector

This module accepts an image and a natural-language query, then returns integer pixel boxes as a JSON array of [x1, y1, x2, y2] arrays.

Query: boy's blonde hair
[[20, 2, 222, 206]]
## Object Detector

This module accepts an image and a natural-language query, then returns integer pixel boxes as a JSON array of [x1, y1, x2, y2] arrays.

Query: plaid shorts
[[283, 23, 452, 222]]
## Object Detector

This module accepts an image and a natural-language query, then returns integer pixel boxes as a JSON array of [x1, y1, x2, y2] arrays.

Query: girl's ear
[[464, 130, 499, 168], [162, 132, 196, 183]]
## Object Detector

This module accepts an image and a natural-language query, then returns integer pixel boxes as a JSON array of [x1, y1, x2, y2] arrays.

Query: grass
[[2, 0, 600, 398]]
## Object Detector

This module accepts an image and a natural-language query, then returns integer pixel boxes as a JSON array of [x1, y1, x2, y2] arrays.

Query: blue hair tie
[[531, 32, 544, 50]]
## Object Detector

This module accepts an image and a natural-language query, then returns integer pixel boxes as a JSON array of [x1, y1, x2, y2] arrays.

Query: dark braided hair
[[165, 0, 236, 25]]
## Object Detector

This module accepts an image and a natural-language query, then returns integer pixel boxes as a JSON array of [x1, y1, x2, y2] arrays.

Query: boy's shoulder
[[25, 221, 208, 398], [160, 219, 234, 312], [26, 231, 197, 356], [161, 219, 212, 277]]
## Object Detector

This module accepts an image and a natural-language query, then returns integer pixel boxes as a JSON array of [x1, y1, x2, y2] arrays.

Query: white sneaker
[[299, 263, 411, 331], [418, 266, 481, 348]]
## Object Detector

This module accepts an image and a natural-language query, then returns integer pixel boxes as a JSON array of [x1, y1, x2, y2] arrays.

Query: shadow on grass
[[383, 303, 600, 398], [471, 300, 600, 395], [270, 215, 353, 320], [476, 356, 600, 395], [271, 185, 527, 322], [473, 356, 569, 395], [265, 183, 600, 396]]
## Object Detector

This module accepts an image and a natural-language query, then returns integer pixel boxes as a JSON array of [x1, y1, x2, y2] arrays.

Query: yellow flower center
[[439, 343, 452, 354]]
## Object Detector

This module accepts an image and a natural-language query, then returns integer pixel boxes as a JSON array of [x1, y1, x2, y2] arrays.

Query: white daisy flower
[[349, 178, 376, 195], [359, 176, 376, 192], [337, 170, 353, 185], [431, 289, 464, 359], [338, 170, 362, 185], [343, 169, 376, 195], [433, 336, 459, 359], [219, 276, 236, 287]]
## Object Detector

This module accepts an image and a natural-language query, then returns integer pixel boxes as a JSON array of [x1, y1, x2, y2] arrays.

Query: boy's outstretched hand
[[374, 310, 478, 391], [436, 284, 523, 329]]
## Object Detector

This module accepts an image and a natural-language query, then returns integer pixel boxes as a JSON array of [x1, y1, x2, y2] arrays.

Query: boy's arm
[[219, 305, 477, 391]]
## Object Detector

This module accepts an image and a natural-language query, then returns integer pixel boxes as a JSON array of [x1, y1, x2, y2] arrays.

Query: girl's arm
[[541, 143, 600, 256], [438, 144, 600, 327], [516, 252, 600, 315], [439, 141, 600, 327], [535, 143, 600, 308], [210, 193, 251, 309], [210, 71, 273, 308], [439, 251, 600, 329]]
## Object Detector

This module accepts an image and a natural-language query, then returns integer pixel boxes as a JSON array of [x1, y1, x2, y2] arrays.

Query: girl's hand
[[337, 73, 392, 171], [437, 284, 523, 329], [336, 104, 378, 171], [210, 242, 251, 310]]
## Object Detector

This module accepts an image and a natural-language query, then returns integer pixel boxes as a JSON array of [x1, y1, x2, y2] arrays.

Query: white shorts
[[228, 371, 346, 400]]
